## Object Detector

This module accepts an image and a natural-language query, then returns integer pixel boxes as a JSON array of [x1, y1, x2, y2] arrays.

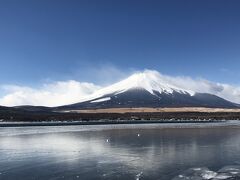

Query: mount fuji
[[58, 70, 238, 110]]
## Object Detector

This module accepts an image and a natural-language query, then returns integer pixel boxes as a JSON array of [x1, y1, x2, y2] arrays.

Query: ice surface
[[1, 120, 240, 137]]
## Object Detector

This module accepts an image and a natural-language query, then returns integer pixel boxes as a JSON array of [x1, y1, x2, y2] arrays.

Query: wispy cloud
[[1, 69, 240, 107], [71, 63, 135, 85]]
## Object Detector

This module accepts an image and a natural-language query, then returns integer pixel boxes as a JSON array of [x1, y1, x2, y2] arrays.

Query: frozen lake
[[1, 122, 240, 179]]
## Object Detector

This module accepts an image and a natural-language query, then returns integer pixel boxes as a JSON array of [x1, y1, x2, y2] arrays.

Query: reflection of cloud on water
[[0, 133, 191, 175]]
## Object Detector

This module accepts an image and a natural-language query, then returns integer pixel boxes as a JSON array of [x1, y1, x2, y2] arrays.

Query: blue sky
[[1, 0, 240, 106]]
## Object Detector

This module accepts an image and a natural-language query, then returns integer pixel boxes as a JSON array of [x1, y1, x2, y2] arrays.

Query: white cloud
[[0, 80, 101, 107], [151, 71, 240, 104], [1, 69, 240, 107]]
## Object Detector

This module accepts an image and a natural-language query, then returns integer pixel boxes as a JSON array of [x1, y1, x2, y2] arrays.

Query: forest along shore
[[1, 107, 240, 122]]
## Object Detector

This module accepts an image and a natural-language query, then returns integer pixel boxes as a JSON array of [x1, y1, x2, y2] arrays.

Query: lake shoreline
[[0, 119, 236, 127]]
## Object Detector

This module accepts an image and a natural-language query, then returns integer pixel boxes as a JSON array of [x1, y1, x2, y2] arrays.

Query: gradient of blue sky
[[0, 0, 240, 86]]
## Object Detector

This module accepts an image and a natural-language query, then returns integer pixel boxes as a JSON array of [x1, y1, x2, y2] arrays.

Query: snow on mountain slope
[[81, 70, 194, 102], [57, 70, 239, 109], [90, 97, 111, 103]]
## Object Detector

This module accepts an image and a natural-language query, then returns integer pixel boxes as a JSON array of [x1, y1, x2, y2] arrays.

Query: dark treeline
[[1, 109, 240, 122]]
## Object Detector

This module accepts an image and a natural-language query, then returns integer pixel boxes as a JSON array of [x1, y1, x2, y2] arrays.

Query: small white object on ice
[[106, 139, 109, 142], [193, 168, 202, 171], [137, 134, 140, 137]]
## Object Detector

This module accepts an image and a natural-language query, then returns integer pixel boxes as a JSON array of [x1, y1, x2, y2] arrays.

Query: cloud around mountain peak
[[0, 69, 240, 107]]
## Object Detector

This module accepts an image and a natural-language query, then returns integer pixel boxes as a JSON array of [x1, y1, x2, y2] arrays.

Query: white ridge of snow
[[80, 70, 195, 102], [90, 97, 111, 103]]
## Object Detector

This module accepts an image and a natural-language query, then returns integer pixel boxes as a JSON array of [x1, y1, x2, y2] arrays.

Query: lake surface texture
[[0, 122, 240, 180]]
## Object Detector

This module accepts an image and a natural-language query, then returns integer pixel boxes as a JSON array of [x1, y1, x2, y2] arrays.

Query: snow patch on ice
[[173, 166, 240, 180], [214, 174, 232, 179], [201, 170, 217, 179], [136, 172, 143, 180]]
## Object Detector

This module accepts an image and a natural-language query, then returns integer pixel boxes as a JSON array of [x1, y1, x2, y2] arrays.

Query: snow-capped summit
[[84, 70, 194, 101], [58, 70, 238, 110]]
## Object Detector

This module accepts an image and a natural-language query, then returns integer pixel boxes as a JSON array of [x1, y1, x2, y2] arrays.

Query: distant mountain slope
[[0, 106, 13, 112], [0, 105, 53, 114], [58, 71, 239, 110], [13, 106, 51, 112]]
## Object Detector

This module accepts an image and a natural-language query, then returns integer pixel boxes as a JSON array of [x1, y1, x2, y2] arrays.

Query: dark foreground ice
[[1, 122, 240, 180], [173, 166, 240, 180]]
